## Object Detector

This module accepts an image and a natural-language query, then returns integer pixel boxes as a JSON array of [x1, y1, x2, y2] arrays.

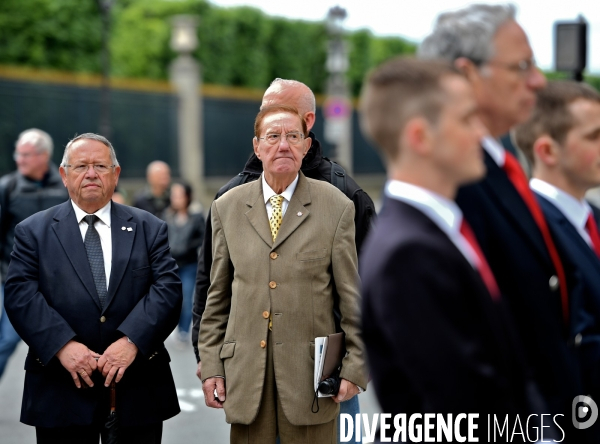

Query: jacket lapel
[[245, 180, 274, 248], [51, 201, 101, 309], [105, 202, 135, 312], [272, 173, 311, 249]]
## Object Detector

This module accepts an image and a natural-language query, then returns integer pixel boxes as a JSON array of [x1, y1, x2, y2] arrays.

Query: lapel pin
[[121, 226, 126, 230], [127, 227, 133, 232], [297, 212, 303, 217]]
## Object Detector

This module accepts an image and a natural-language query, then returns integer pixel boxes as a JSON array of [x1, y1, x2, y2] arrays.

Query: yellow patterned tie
[[269, 195, 284, 242]]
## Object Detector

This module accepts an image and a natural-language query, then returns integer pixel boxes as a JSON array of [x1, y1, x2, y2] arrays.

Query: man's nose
[[84, 165, 98, 177], [528, 67, 547, 90]]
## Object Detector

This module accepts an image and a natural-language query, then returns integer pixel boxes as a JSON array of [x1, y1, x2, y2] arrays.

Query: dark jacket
[[0, 164, 69, 282], [163, 210, 205, 268], [192, 133, 376, 361], [133, 187, 170, 220]]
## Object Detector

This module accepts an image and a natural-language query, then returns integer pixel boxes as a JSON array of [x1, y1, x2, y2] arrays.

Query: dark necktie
[[585, 213, 600, 258], [502, 152, 569, 324], [84, 215, 108, 308], [460, 219, 501, 301]]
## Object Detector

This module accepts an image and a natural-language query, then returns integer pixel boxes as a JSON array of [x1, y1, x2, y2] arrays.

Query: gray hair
[[268, 78, 316, 114], [61, 133, 120, 168], [15, 128, 54, 156], [418, 4, 516, 66]]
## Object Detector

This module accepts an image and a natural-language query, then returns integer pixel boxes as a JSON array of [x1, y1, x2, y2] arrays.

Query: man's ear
[[253, 137, 261, 160], [454, 57, 479, 82], [59, 166, 68, 187], [403, 117, 432, 156], [304, 111, 316, 131], [533, 135, 559, 167]]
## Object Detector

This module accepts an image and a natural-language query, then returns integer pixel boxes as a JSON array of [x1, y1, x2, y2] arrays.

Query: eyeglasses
[[13, 151, 42, 160], [257, 132, 305, 145], [486, 58, 537, 76], [64, 164, 116, 174]]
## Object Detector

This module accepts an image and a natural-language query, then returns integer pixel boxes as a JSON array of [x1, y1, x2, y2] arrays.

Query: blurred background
[[1, 0, 597, 206]]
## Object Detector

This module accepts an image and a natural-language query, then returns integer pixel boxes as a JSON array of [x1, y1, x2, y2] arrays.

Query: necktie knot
[[269, 195, 284, 242], [85, 215, 98, 227]]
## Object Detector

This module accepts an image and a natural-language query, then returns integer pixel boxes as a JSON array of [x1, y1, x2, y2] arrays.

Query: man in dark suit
[[515, 81, 600, 404], [419, 4, 583, 435], [359, 57, 544, 438], [4, 133, 181, 443]]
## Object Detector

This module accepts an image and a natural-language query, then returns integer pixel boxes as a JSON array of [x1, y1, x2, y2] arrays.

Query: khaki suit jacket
[[199, 172, 367, 426]]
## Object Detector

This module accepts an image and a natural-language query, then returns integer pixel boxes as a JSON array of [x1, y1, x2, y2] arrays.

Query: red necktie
[[502, 152, 568, 323], [585, 213, 600, 258], [460, 219, 501, 301]]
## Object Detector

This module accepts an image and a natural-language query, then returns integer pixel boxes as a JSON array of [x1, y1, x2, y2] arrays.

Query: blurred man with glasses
[[0, 128, 68, 381], [419, 3, 585, 439]]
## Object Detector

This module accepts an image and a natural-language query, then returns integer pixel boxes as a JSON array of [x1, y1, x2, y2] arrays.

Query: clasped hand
[[57, 337, 138, 388]]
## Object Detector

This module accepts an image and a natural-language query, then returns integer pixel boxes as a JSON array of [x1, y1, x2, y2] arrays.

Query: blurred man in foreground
[[0, 129, 68, 381], [419, 4, 582, 435], [515, 81, 600, 411], [360, 57, 544, 439]]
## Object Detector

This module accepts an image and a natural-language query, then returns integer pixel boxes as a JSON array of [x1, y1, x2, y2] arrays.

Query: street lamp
[[97, 0, 113, 139], [169, 15, 204, 205], [324, 6, 353, 174]]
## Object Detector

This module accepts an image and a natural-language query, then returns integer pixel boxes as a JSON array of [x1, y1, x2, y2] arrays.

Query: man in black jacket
[[0, 128, 69, 380], [192, 78, 375, 441]]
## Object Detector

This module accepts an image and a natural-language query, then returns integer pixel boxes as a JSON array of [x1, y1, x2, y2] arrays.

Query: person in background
[[133, 160, 171, 218], [0, 128, 68, 381], [163, 181, 205, 345]]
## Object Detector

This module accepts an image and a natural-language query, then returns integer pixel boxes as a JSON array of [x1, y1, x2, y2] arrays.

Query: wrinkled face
[[59, 139, 120, 213], [558, 99, 600, 194], [431, 75, 488, 185], [14, 141, 50, 179], [253, 111, 311, 179], [475, 20, 546, 136]]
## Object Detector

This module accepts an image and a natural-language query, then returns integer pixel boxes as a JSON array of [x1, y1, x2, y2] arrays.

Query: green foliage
[[543, 71, 600, 91], [0, 0, 416, 95]]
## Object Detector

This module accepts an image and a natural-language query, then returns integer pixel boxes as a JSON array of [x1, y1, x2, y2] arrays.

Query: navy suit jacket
[[536, 193, 600, 399], [4, 200, 182, 427], [361, 198, 536, 419], [456, 152, 581, 418]]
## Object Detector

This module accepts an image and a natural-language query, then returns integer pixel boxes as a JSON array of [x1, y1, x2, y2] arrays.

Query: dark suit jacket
[[4, 200, 182, 428], [361, 198, 536, 420], [456, 152, 581, 419], [536, 194, 600, 399]]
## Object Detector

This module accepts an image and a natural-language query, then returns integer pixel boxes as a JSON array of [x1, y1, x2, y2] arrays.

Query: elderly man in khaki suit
[[199, 104, 367, 443]]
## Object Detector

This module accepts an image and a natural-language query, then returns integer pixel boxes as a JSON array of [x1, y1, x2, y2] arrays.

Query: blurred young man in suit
[[419, 5, 583, 434], [515, 81, 600, 406], [359, 57, 544, 436]]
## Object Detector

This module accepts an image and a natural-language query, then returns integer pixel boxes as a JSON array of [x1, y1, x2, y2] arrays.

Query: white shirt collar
[[71, 200, 112, 228], [262, 173, 299, 205], [385, 180, 462, 237], [530, 178, 591, 230], [481, 136, 506, 167]]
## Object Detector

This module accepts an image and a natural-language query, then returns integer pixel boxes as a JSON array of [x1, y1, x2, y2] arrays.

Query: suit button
[[262, 311, 269, 319], [270, 252, 278, 260], [100, 316, 106, 323], [549, 275, 559, 291], [269, 281, 277, 289], [260, 340, 266, 348], [575, 333, 583, 347]]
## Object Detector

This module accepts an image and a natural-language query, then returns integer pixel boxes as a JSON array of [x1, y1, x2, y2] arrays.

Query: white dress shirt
[[262, 173, 299, 219], [530, 178, 594, 248], [481, 136, 506, 167], [71, 200, 112, 288], [385, 180, 481, 270]]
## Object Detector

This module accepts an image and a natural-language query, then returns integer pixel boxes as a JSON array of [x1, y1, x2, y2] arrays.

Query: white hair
[[16, 128, 54, 156], [61, 133, 119, 167], [267, 78, 316, 114], [418, 4, 517, 66]]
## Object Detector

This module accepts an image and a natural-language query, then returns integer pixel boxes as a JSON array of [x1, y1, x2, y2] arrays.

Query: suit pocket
[[297, 249, 327, 262], [220, 342, 235, 359], [132, 266, 151, 278]]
